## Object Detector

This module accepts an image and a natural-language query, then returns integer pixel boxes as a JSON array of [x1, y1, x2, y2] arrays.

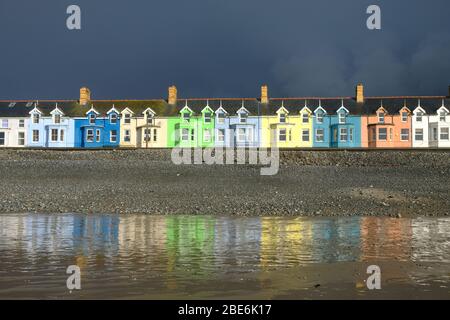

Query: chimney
[[168, 85, 177, 105], [356, 83, 364, 103], [80, 87, 91, 105], [261, 85, 269, 104]]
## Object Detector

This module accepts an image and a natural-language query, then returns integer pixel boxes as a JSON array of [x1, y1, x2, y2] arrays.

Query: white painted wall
[[0, 117, 28, 147], [412, 108, 429, 148]]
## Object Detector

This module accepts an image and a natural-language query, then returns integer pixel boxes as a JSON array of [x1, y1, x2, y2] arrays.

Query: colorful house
[[27, 103, 76, 148], [360, 99, 412, 148], [73, 105, 121, 148], [0, 101, 28, 148], [260, 100, 313, 148]]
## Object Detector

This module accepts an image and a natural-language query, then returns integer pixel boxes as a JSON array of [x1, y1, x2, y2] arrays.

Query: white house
[[412, 103, 429, 148], [0, 102, 29, 147], [428, 102, 450, 148], [412, 99, 450, 148]]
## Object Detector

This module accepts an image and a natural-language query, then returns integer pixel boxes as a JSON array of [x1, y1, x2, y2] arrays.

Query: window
[[217, 113, 225, 124], [378, 128, 387, 141], [316, 112, 324, 124], [96, 129, 101, 142], [124, 114, 131, 124], [146, 113, 154, 125], [153, 129, 157, 142], [416, 112, 423, 122], [183, 113, 190, 122], [204, 113, 211, 123], [110, 113, 118, 124], [333, 128, 338, 142], [288, 129, 292, 141], [279, 129, 286, 142], [110, 130, 117, 143], [18, 132, 25, 146], [239, 113, 247, 124], [217, 129, 225, 142], [144, 129, 151, 142], [86, 129, 94, 142], [401, 112, 408, 122], [60, 130, 65, 142], [54, 114, 61, 124], [415, 129, 423, 141], [441, 128, 449, 140], [279, 113, 286, 123], [89, 114, 96, 125], [432, 128, 438, 141], [389, 128, 393, 141], [124, 130, 131, 142], [315, 129, 324, 142], [1, 119, 8, 128], [340, 128, 348, 142], [0, 132, 4, 145], [32, 114, 39, 124], [238, 128, 247, 142], [191, 129, 195, 141], [440, 112, 447, 122], [349, 128, 354, 142], [338, 113, 346, 124], [302, 129, 310, 142], [400, 129, 410, 141], [378, 112, 385, 123], [33, 130, 39, 142], [371, 128, 376, 141], [19, 119, 25, 128], [51, 129, 58, 142], [181, 128, 189, 141], [204, 129, 211, 142], [302, 113, 309, 123]]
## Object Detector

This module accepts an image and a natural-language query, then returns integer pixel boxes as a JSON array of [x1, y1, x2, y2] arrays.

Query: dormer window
[[316, 112, 324, 124], [440, 111, 447, 122], [32, 113, 40, 124], [53, 114, 61, 124], [378, 112, 385, 123], [338, 112, 346, 124], [302, 113, 309, 123], [204, 112, 211, 123], [110, 113, 118, 124], [239, 113, 248, 124], [217, 112, 225, 124], [416, 112, 423, 122], [401, 112, 408, 122], [183, 113, 190, 122], [146, 112, 154, 125], [279, 113, 286, 123], [89, 113, 96, 124], [124, 114, 131, 124]]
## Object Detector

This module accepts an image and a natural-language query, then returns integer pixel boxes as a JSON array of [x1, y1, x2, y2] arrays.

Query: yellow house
[[260, 99, 314, 148]]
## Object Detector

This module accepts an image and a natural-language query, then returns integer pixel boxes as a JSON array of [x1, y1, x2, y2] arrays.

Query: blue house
[[312, 99, 362, 148], [74, 105, 121, 148], [214, 100, 261, 148], [27, 103, 76, 148]]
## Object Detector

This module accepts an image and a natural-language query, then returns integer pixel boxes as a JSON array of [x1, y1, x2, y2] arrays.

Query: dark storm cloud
[[0, 0, 449, 99]]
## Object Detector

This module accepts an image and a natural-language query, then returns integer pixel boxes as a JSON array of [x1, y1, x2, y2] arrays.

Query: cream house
[[0, 102, 29, 148]]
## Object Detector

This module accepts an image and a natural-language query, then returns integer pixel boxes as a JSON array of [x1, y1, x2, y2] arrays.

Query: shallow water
[[0, 214, 449, 299]]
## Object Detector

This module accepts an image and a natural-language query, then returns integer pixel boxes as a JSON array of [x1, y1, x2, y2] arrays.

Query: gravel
[[0, 149, 449, 216]]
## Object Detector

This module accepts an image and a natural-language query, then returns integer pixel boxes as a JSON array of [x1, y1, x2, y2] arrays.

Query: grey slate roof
[[0, 97, 449, 118]]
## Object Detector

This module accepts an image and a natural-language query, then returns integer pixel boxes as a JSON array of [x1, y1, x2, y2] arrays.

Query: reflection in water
[[0, 214, 449, 298]]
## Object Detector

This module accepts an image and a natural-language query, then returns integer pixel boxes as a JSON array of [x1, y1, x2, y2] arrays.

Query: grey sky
[[1, 0, 449, 100]]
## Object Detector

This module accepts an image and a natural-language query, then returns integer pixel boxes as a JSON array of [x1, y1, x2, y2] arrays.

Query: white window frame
[[237, 128, 247, 142], [315, 129, 324, 142], [416, 113, 423, 122], [54, 114, 61, 124], [110, 113, 118, 124], [86, 129, 94, 142], [378, 128, 387, 141], [316, 112, 324, 124], [60, 129, 65, 142], [217, 113, 225, 124], [401, 112, 408, 122], [1, 119, 8, 128], [279, 113, 286, 123], [278, 129, 287, 142], [415, 128, 424, 141], [204, 112, 211, 123], [32, 114, 40, 124], [400, 129, 409, 141], [378, 113, 385, 123], [182, 113, 190, 122], [96, 129, 101, 143], [153, 128, 157, 142], [339, 128, 348, 142], [338, 113, 346, 124], [181, 128, 189, 141], [440, 127, 449, 140], [110, 130, 117, 143], [124, 129, 131, 142], [18, 132, 25, 146], [440, 112, 447, 122], [302, 129, 310, 142], [349, 128, 354, 142], [302, 113, 309, 124], [0, 132, 5, 145], [32, 130, 39, 142], [124, 114, 131, 124], [217, 129, 225, 142], [51, 129, 58, 142], [89, 114, 96, 125], [239, 113, 248, 124], [203, 129, 211, 142], [19, 119, 25, 128]]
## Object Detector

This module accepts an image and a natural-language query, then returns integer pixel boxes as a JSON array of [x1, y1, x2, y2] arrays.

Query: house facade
[[0, 117, 27, 148], [73, 106, 121, 148]]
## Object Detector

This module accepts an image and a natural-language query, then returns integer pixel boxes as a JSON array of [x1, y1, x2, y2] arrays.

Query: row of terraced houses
[[1, 84, 450, 149]]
